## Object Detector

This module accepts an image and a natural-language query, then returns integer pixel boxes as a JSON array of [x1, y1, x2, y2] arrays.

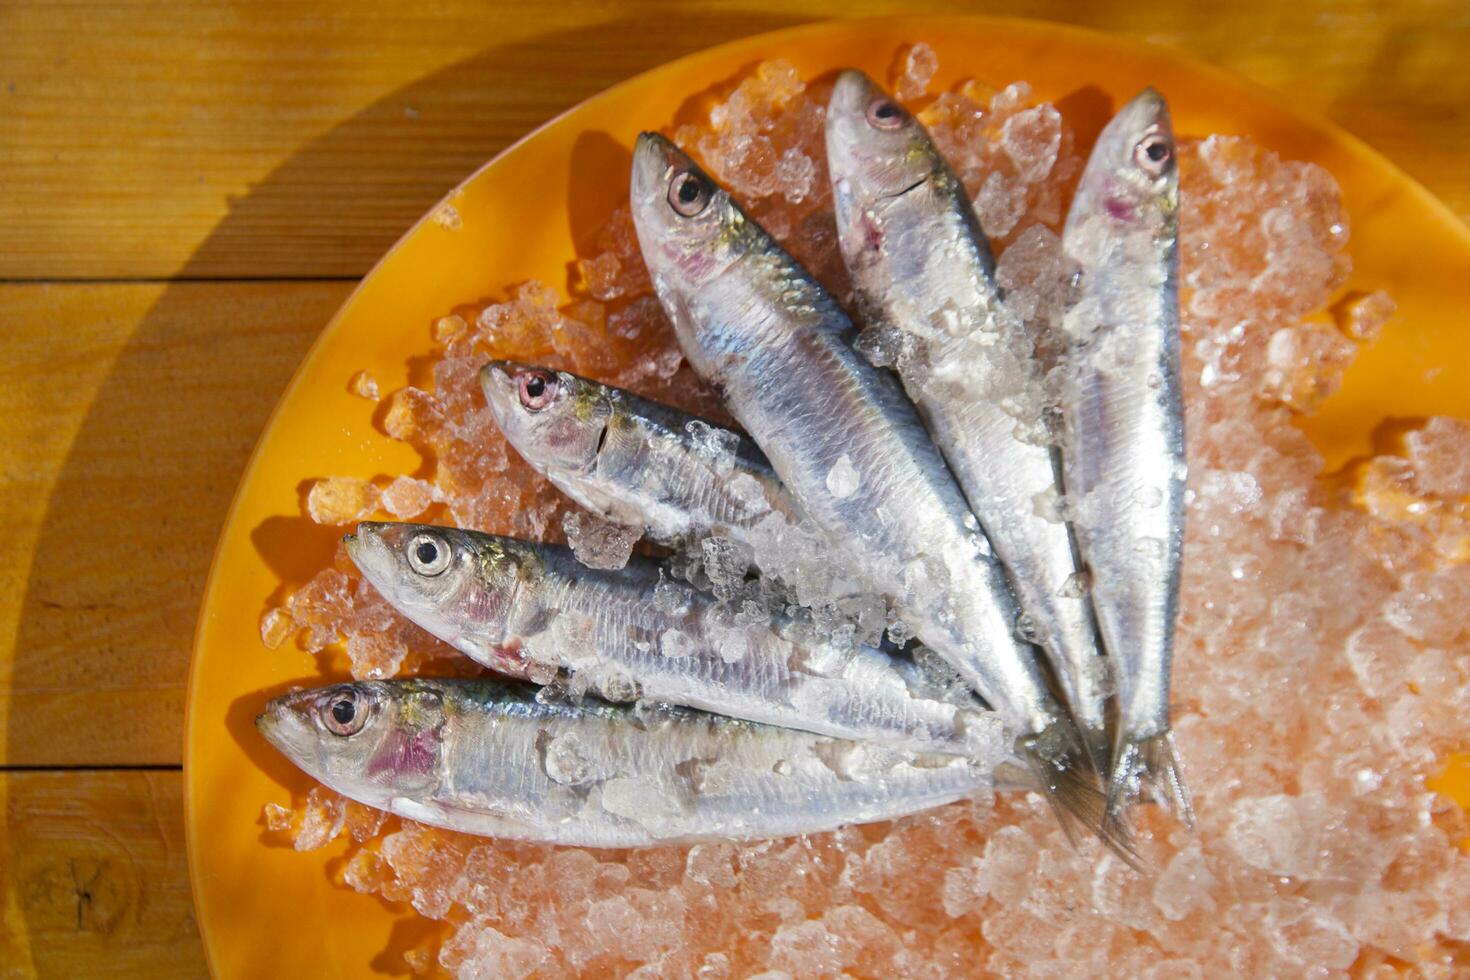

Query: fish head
[[257, 680, 447, 803], [825, 69, 941, 217], [630, 132, 750, 297], [345, 522, 525, 648], [1070, 88, 1178, 236], [480, 361, 612, 476]]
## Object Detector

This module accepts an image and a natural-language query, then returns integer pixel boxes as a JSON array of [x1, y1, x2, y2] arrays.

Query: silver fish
[[825, 70, 1111, 772], [346, 521, 1007, 766], [1058, 89, 1192, 828], [258, 678, 993, 846], [629, 132, 1108, 842], [479, 361, 800, 550]]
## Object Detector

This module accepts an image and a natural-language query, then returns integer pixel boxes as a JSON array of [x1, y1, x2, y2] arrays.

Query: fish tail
[[1104, 728, 1194, 838], [1019, 721, 1143, 871], [1076, 719, 1113, 786]]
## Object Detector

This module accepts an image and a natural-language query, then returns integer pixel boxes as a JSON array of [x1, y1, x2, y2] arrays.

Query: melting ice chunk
[[826, 454, 860, 499], [687, 420, 741, 475], [659, 629, 697, 659], [563, 511, 642, 570], [600, 777, 684, 831], [543, 731, 600, 786]]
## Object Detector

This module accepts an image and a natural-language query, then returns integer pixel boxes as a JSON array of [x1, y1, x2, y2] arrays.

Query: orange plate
[[185, 15, 1470, 977]]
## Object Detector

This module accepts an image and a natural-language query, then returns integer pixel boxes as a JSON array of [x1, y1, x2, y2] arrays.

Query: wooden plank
[[1, 0, 1468, 281], [0, 769, 205, 978], [0, 280, 353, 766]]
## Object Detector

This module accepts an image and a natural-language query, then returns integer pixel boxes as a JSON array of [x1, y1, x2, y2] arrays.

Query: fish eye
[[407, 532, 451, 576], [1134, 131, 1173, 176], [866, 97, 906, 131], [517, 370, 558, 411], [320, 688, 367, 736], [668, 170, 711, 217]]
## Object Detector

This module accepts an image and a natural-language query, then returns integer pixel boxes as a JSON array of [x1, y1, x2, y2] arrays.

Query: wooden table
[[1, 2, 1466, 973]]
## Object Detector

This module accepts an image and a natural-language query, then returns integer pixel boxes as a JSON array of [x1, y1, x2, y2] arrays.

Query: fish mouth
[[343, 521, 386, 558], [1128, 86, 1166, 117], [632, 131, 700, 208], [1112, 87, 1172, 143], [255, 699, 289, 751], [480, 363, 536, 447], [255, 692, 327, 781], [479, 359, 516, 384], [344, 521, 396, 582], [634, 130, 685, 169], [478, 361, 517, 411], [828, 68, 878, 122]]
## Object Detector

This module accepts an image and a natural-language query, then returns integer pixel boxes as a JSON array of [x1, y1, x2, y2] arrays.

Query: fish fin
[[1019, 724, 1144, 872], [1105, 728, 1195, 837], [1077, 722, 1113, 786]]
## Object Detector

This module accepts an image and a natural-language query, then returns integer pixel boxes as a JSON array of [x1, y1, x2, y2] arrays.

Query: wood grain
[[0, 770, 205, 978], [0, 0, 1467, 281], [0, 280, 352, 767]]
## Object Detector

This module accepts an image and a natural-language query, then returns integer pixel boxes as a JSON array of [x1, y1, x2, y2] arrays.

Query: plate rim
[[181, 13, 1470, 975]]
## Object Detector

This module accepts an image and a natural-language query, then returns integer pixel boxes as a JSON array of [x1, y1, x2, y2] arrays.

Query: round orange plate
[[185, 15, 1470, 977]]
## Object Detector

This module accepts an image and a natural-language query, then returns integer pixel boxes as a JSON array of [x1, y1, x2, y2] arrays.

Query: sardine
[[346, 521, 1007, 767], [629, 132, 1109, 843], [825, 70, 1111, 772], [257, 677, 993, 846], [479, 361, 800, 550], [1057, 89, 1193, 829]]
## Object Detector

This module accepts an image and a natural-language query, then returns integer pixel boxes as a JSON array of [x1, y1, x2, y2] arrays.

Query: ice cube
[[998, 105, 1062, 184], [659, 629, 697, 659], [1225, 794, 1325, 878], [825, 454, 860, 499], [438, 921, 551, 980], [974, 171, 1026, 239], [345, 632, 408, 679], [686, 420, 741, 475], [380, 475, 438, 519], [974, 825, 1037, 907], [562, 511, 643, 570], [1340, 290, 1396, 342], [262, 801, 293, 832], [1151, 844, 1217, 921], [348, 369, 380, 400], [432, 313, 467, 343], [258, 607, 294, 650], [700, 535, 752, 597], [432, 202, 462, 230], [892, 41, 938, 101], [580, 251, 626, 301], [769, 920, 843, 976], [306, 476, 379, 525], [543, 732, 600, 786], [294, 787, 346, 851]]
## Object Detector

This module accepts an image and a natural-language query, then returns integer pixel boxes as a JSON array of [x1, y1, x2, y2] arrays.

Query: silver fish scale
[[592, 399, 789, 540], [484, 544, 993, 758], [1053, 87, 1192, 827], [830, 155, 1111, 754], [1059, 275, 1184, 737], [420, 681, 991, 846], [676, 243, 1058, 734], [483, 363, 796, 547]]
